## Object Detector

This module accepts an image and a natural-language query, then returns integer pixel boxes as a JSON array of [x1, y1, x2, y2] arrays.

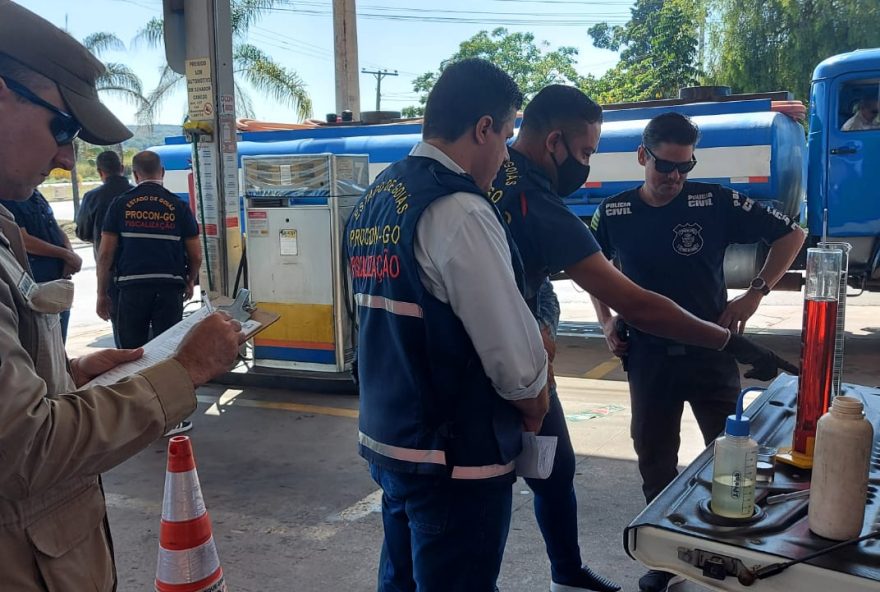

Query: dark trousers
[[371, 463, 512, 592], [627, 339, 741, 503], [108, 283, 120, 348], [524, 387, 583, 582], [114, 284, 184, 349]]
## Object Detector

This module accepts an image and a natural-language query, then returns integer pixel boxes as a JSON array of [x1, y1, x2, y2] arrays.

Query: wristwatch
[[749, 276, 771, 296]]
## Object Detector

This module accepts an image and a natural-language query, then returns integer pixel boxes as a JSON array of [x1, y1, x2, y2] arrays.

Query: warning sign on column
[[186, 58, 214, 122]]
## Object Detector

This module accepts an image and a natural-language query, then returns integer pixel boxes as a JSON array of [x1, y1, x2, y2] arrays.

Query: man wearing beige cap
[[0, 2, 244, 590]]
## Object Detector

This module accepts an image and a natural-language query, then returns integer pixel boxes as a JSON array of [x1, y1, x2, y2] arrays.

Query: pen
[[202, 290, 214, 313]]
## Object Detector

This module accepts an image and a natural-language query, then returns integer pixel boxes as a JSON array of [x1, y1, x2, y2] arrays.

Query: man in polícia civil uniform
[[491, 86, 800, 592], [346, 58, 550, 591], [589, 112, 805, 592], [0, 3, 244, 589]]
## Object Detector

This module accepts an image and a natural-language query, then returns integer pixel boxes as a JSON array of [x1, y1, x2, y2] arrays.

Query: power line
[[252, 25, 333, 57], [265, 5, 629, 26], [491, 0, 633, 4]]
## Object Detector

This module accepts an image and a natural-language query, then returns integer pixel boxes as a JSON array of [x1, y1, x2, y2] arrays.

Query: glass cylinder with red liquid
[[792, 247, 843, 462]]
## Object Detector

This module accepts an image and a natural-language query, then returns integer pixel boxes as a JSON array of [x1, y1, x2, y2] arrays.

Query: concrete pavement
[[56, 243, 879, 591]]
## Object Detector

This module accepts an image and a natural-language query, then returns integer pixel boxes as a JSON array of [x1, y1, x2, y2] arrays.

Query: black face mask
[[551, 134, 591, 197]]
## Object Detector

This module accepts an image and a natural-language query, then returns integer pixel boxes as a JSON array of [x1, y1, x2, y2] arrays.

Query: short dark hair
[[642, 112, 701, 150], [859, 96, 879, 108], [96, 150, 123, 175], [132, 150, 162, 178], [520, 85, 602, 137], [423, 58, 523, 142]]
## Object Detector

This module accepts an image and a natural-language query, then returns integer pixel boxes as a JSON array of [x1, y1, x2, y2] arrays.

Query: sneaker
[[164, 421, 193, 437], [551, 566, 621, 592], [638, 570, 674, 592]]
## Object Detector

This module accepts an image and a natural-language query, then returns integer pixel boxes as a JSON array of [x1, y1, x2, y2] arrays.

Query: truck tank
[[153, 98, 805, 287]]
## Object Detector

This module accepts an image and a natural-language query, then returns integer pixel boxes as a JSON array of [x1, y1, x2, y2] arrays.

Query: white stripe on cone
[[156, 536, 222, 585], [162, 469, 207, 522]]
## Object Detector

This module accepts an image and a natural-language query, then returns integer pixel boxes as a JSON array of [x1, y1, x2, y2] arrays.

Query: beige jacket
[[0, 206, 197, 591]]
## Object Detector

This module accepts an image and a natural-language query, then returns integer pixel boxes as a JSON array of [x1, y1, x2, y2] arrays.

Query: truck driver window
[[840, 82, 880, 132]]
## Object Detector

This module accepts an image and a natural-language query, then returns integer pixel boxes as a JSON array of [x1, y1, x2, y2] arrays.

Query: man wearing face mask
[[492, 87, 799, 592]]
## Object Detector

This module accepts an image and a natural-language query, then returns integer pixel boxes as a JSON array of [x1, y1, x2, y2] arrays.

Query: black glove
[[723, 333, 800, 380]]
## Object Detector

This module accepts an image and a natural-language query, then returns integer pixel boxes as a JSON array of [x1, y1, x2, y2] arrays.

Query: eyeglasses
[[1, 76, 81, 146], [644, 145, 697, 174]]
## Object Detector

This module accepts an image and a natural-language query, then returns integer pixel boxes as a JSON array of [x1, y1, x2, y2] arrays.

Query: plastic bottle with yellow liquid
[[711, 392, 758, 519]]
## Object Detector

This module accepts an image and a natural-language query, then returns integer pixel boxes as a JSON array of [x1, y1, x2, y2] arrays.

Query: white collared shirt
[[410, 142, 547, 401]]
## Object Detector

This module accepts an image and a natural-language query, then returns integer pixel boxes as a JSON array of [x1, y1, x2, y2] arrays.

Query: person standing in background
[[76, 149, 133, 345], [96, 150, 201, 350], [76, 150, 133, 257]]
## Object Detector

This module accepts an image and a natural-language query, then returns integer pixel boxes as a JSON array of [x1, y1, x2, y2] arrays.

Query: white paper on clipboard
[[83, 307, 212, 388]]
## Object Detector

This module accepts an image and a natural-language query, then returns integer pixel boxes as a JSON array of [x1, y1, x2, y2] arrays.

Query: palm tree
[[69, 33, 148, 216], [135, 0, 312, 124], [83, 32, 149, 112]]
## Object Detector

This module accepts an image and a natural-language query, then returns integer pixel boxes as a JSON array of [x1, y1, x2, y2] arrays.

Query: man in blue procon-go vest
[[590, 112, 805, 592], [491, 87, 800, 592], [345, 58, 550, 591], [96, 150, 201, 350]]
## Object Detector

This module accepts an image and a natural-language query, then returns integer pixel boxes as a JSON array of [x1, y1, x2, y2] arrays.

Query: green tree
[[705, 0, 880, 101], [402, 28, 582, 117], [135, 0, 312, 123], [68, 32, 148, 217], [585, 0, 705, 103], [83, 32, 148, 111]]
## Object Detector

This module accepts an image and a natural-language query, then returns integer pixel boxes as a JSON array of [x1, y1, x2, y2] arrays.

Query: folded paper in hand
[[515, 432, 558, 480]]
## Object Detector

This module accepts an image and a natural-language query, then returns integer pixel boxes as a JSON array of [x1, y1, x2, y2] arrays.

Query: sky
[[17, 0, 632, 126]]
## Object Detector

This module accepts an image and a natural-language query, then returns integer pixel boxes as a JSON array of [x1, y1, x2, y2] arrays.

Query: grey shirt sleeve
[[414, 192, 548, 401]]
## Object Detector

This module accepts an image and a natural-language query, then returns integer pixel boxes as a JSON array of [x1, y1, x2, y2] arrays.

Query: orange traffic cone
[[155, 436, 227, 592]]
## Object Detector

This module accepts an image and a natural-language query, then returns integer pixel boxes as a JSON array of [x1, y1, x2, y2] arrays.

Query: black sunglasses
[[644, 145, 697, 174], [1, 76, 81, 146]]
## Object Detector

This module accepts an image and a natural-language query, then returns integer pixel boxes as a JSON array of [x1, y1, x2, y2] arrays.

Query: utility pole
[[333, 0, 360, 119], [65, 14, 81, 217], [162, 0, 241, 297], [361, 68, 398, 111]]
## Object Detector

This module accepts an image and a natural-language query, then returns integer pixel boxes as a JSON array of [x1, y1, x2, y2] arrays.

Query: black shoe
[[638, 570, 674, 592], [164, 420, 192, 437], [551, 565, 621, 592]]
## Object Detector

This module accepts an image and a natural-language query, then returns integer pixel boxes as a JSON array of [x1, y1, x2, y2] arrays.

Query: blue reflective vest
[[346, 154, 524, 481]]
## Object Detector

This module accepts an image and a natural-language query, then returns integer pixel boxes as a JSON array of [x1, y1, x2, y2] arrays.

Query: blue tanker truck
[[153, 48, 880, 291]]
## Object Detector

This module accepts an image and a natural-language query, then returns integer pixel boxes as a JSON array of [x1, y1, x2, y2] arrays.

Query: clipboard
[[82, 296, 279, 389], [212, 293, 280, 339]]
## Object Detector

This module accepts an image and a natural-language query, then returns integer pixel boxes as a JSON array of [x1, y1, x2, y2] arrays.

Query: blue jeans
[[524, 387, 583, 582], [371, 463, 512, 592]]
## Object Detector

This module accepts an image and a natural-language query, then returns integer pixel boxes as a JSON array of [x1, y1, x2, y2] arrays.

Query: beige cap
[[0, 0, 133, 145]]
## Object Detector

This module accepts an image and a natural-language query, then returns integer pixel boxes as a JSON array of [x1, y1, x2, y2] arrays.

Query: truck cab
[[808, 48, 880, 287]]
